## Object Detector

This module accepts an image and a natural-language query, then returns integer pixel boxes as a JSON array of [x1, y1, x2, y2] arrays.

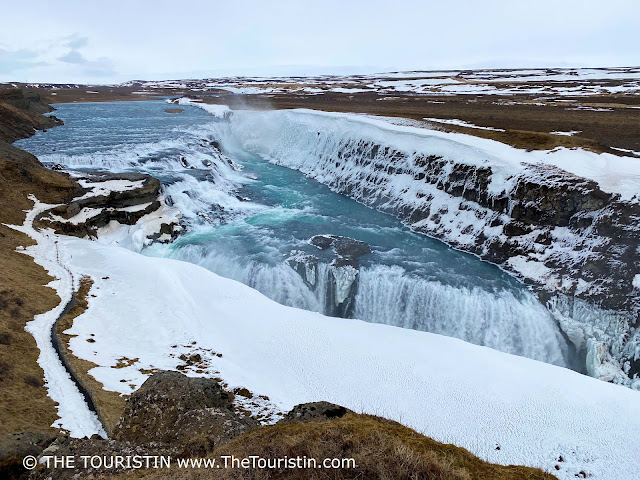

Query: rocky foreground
[[0, 371, 556, 480]]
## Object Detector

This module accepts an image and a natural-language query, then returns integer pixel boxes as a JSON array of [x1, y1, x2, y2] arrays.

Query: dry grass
[[105, 414, 557, 480], [0, 222, 60, 434], [0, 101, 80, 433], [55, 277, 127, 434]]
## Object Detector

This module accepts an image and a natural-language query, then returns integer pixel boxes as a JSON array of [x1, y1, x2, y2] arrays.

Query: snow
[[612, 146, 640, 157], [172, 98, 231, 119], [423, 117, 506, 132], [6, 197, 105, 438], [46, 232, 640, 480], [49, 207, 103, 225], [117, 67, 640, 97], [633, 275, 640, 290], [507, 256, 553, 285], [76, 179, 146, 200], [94, 201, 181, 252], [330, 265, 358, 305], [551, 130, 582, 136]]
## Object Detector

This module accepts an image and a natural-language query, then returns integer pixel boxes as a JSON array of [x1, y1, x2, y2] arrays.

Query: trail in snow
[[8, 196, 105, 438]]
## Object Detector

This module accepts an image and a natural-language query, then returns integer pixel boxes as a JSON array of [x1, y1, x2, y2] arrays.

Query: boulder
[[112, 371, 257, 448], [279, 402, 352, 424], [0, 431, 57, 479]]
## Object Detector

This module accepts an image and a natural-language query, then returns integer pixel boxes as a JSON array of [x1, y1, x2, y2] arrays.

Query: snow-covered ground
[[36, 230, 639, 479], [8, 197, 106, 438], [118, 66, 640, 97]]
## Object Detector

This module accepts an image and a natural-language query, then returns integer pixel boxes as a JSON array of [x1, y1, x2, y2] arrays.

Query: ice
[[225, 108, 640, 201], [172, 98, 231, 119], [330, 265, 358, 305], [423, 117, 506, 131]]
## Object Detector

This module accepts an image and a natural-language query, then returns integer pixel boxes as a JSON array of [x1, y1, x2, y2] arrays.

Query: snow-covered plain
[[119, 67, 640, 97], [44, 231, 640, 480]]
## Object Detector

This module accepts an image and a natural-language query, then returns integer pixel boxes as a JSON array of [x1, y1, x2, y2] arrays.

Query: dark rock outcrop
[[285, 235, 372, 318], [310, 234, 372, 268], [113, 371, 257, 447], [286, 250, 319, 288], [279, 402, 352, 424], [0, 431, 56, 479], [34, 172, 181, 242], [311, 235, 371, 317]]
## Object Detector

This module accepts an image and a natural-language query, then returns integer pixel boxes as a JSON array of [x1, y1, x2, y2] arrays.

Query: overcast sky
[[1, 0, 638, 84]]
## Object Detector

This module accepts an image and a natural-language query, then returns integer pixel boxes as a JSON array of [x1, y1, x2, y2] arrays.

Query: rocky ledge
[[2, 371, 349, 479], [34, 171, 182, 248]]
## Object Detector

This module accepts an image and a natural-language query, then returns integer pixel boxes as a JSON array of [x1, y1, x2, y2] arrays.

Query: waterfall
[[356, 265, 568, 366]]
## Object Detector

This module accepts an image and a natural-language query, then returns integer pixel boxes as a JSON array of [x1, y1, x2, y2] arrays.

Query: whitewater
[[17, 100, 573, 368]]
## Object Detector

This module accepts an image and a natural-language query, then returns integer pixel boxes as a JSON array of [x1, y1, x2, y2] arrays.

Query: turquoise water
[[17, 100, 572, 366]]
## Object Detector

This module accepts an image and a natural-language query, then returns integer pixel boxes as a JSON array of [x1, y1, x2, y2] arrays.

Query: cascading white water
[[356, 265, 568, 365], [19, 101, 575, 371], [162, 242, 570, 366], [169, 243, 325, 312]]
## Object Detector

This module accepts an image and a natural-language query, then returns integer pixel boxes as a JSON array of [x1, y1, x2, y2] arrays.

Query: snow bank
[[172, 97, 231, 119], [57, 234, 640, 480]]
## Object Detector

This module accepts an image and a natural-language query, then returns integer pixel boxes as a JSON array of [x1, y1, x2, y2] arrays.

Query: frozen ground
[[117, 67, 640, 97], [25, 226, 638, 480]]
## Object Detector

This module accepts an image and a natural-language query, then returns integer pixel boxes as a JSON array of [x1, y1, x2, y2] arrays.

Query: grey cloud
[[83, 57, 117, 77], [0, 47, 49, 73], [63, 35, 89, 49], [58, 49, 86, 64]]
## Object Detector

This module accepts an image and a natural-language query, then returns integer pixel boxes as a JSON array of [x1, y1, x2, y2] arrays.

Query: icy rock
[[286, 250, 319, 287]]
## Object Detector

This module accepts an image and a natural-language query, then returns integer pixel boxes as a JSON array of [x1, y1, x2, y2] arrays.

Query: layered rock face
[[0, 88, 62, 144], [34, 172, 182, 248], [241, 112, 640, 386]]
